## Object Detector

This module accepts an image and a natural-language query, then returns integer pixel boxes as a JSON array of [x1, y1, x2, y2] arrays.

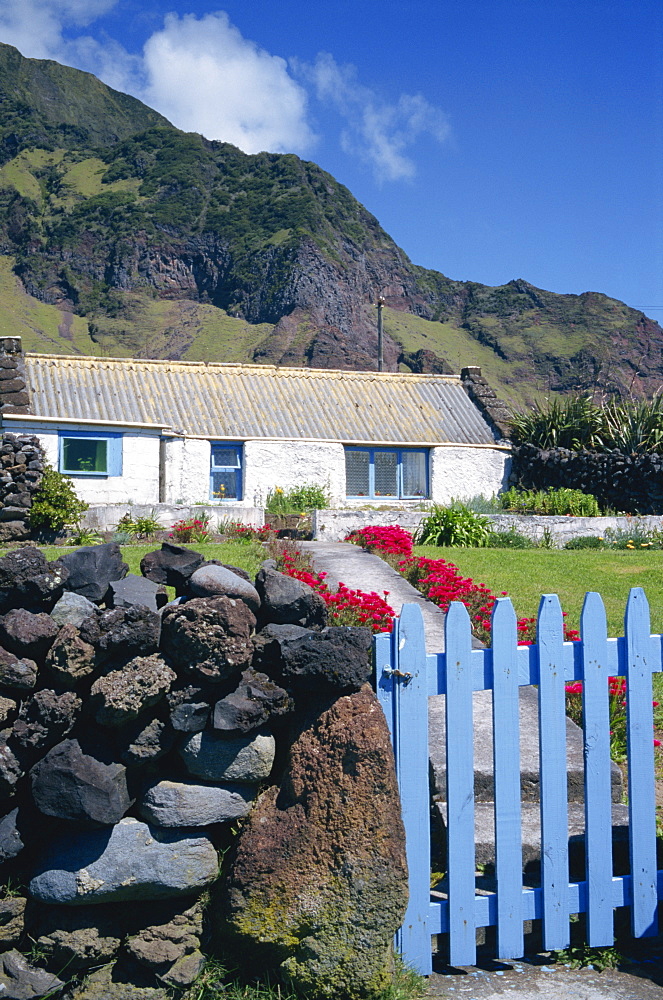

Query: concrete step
[[428, 684, 624, 804], [433, 800, 631, 872]]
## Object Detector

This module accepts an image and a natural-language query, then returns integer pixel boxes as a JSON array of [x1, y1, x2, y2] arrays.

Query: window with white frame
[[345, 447, 428, 499], [59, 432, 122, 476], [210, 443, 242, 501]]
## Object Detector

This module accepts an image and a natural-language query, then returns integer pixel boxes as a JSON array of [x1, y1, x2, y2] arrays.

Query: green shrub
[[484, 528, 536, 548], [510, 392, 663, 454], [414, 502, 492, 547], [461, 493, 502, 513], [564, 535, 604, 549], [266, 483, 330, 516], [602, 526, 663, 549], [27, 466, 89, 534], [115, 510, 161, 539], [499, 486, 601, 516]]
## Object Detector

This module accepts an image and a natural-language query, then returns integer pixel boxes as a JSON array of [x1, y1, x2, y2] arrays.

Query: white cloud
[[140, 12, 315, 154], [299, 51, 450, 182], [0, 0, 116, 60], [0, 4, 445, 175]]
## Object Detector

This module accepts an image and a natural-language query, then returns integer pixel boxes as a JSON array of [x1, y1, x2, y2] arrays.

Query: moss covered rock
[[223, 684, 408, 999]]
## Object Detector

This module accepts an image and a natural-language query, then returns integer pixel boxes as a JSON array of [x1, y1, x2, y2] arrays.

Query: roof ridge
[[24, 353, 460, 381]]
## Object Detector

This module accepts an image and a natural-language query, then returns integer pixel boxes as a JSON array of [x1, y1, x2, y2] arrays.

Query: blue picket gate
[[374, 588, 663, 973]]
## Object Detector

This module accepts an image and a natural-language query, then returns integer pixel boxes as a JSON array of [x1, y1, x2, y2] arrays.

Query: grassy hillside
[[0, 255, 275, 362], [0, 41, 661, 405]]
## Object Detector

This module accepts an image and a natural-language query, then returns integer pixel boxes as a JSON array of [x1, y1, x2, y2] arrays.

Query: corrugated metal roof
[[23, 355, 498, 446]]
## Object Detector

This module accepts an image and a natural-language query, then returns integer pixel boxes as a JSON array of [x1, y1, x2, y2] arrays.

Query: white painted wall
[[5, 421, 512, 510], [6, 423, 161, 504], [430, 446, 511, 504], [163, 437, 210, 504], [243, 439, 346, 507]]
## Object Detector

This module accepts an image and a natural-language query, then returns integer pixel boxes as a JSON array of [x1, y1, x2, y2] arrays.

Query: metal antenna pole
[[377, 295, 385, 371]]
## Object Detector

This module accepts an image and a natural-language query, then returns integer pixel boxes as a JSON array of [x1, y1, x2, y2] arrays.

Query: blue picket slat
[[377, 589, 663, 975], [391, 606, 432, 975], [445, 601, 477, 967], [580, 593, 614, 946], [536, 595, 570, 951], [624, 588, 658, 938], [491, 598, 523, 959]]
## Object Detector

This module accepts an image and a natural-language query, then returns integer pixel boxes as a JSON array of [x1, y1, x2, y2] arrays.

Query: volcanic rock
[[0, 741, 22, 799], [107, 575, 168, 613], [138, 779, 254, 827], [0, 648, 37, 692], [0, 897, 26, 949], [179, 730, 275, 783], [160, 596, 255, 683], [30, 739, 132, 826], [140, 543, 204, 592], [0, 949, 63, 999], [60, 543, 128, 602], [224, 684, 407, 999], [0, 547, 68, 613], [119, 717, 175, 766], [0, 808, 24, 863], [0, 610, 58, 661], [79, 605, 161, 664], [49, 591, 96, 628], [11, 689, 81, 756], [187, 564, 260, 613], [29, 817, 218, 904], [212, 668, 292, 734], [254, 623, 372, 693], [90, 655, 176, 728], [32, 905, 123, 970], [255, 565, 327, 628], [45, 624, 96, 688]]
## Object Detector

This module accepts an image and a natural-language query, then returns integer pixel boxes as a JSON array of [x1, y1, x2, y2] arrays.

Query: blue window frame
[[345, 447, 428, 500], [210, 443, 242, 501], [58, 431, 122, 476]]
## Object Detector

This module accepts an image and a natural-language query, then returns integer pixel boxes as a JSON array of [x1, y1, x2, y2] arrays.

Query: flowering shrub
[[278, 549, 395, 633], [401, 555, 580, 647], [221, 522, 276, 543], [169, 514, 211, 543], [345, 526, 413, 559], [565, 676, 661, 761]]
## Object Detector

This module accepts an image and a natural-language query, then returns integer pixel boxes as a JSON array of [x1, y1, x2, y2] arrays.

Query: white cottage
[[0, 337, 511, 508]]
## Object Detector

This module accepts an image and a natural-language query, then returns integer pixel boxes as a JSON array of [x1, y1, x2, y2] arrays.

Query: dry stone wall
[[0, 434, 45, 543], [0, 542, 407, 1000], [511, 442, 663, 514]]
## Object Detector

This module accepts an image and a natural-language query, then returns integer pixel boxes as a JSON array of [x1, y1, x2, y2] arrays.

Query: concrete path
[[300, 540, 483, 651], [427, 952, 663, 999]]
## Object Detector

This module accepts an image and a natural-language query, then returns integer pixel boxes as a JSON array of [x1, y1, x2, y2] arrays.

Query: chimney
[[0, 338, 30, 415]]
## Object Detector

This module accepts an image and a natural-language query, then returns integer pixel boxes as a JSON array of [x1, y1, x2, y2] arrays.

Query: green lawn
[[413, 546, 663, 637]]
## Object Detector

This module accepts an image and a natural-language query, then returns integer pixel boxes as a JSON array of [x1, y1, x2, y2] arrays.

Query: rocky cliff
[[0, 41, 661, 403]]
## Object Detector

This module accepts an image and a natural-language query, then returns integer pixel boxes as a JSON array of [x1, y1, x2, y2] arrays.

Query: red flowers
[[564, 675, 661, 757], [345, 526, 414, 558], [169, 516, 210, 543], [279, 550, 395, 633]]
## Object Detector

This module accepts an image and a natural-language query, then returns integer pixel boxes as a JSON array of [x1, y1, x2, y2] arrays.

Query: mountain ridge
[[0, 41, 660, 405]]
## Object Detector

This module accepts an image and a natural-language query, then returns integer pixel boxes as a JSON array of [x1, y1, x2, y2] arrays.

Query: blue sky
[[1, 0, 661, 321]]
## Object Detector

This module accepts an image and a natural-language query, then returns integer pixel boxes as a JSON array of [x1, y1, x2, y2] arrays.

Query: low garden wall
[[313, 509, 663, 547], [81, 504, 264, 534], [0, 542, 406, 999]]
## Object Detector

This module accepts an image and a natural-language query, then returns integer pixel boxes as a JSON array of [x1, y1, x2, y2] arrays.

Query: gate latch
[[383, 667, 413, 684]]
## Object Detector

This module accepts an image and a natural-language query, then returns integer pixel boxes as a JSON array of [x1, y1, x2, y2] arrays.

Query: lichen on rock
[[223, 684, 408, 999]]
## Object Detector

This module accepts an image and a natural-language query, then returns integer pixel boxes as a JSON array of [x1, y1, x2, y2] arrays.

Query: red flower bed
[[345, 525, 413, 558], [400, 554, 580, 646], [279, 550, 395, 633]]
